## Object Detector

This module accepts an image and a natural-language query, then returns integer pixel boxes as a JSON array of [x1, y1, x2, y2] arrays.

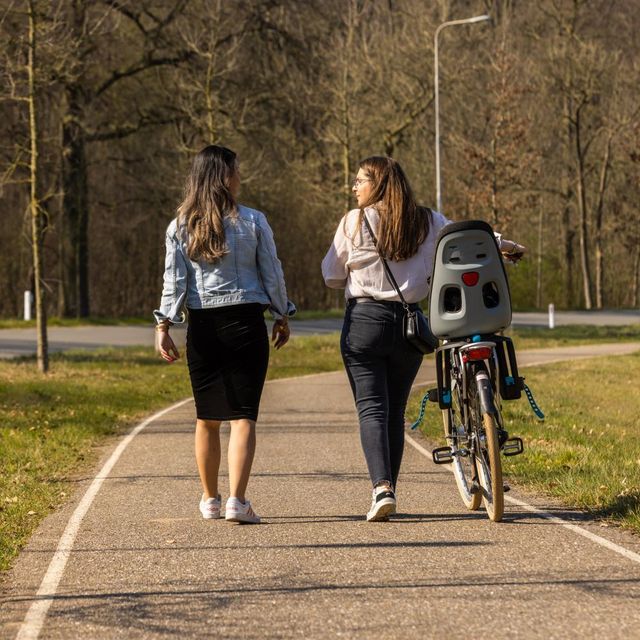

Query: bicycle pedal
[[503, 437, 524, 457], [503, 483, 511, 493], [432, 446, 454, 464], [470, 481, 481, 495]]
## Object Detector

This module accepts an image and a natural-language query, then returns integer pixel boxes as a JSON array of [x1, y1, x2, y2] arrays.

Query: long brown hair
[[177, 145, 238, 262], [357, 156, 431, 261]]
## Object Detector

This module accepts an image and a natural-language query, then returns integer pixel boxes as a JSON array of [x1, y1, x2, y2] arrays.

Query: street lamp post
[[434, 14, 490, 213]]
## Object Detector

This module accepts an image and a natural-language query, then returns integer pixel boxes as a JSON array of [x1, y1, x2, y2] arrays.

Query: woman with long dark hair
[[322, 156, 524, 521], [155, 145, 294, 524]]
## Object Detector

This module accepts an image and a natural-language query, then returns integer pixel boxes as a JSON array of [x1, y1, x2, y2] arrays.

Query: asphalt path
[[1, 309, 639, 359], [2, 342, 640, 639]]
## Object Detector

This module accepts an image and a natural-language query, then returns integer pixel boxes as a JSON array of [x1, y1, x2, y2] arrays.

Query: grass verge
[[506, 324, 640, 349], [408, 351, 640, 534], [0, 334, 343, 573]]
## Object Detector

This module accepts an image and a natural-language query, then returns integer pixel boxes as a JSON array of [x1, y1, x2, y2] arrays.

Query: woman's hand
[[272, 318, 290, 350], [501, 240, 527, 264], [156, 329, 180, 362]]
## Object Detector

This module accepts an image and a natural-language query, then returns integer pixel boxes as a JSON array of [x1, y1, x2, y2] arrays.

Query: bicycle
[[415, 221, 540, 522]]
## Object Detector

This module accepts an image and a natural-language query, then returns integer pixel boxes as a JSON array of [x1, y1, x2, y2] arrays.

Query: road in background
[[0, 310, 639, 359]]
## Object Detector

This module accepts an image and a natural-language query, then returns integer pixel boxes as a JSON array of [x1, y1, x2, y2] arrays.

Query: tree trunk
[[339, 2, 356, 216], [574, 104, 593, 309], [632, 246, 639, 309], [561, 92, 575, 308], [58, 1, 90, 317], [490, 134, 498, 227], [27, 0, 48, 372], [594, 135, 612, 309], [61, 83, 90, 317], [204, 0, 222, 142], [340, 89, 351, 215], [536, 202, 543, 309], [335, 0, 362, 217]]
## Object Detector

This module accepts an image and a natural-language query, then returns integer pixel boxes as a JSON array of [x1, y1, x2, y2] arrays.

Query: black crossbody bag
[[363, 214, 438, 355]]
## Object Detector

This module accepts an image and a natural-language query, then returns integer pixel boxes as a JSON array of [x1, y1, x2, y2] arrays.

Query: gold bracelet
[[155, 323, 171, 333]]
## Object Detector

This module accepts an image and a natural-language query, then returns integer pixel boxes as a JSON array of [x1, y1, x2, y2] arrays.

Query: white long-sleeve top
[[321, 206, 453, 303]]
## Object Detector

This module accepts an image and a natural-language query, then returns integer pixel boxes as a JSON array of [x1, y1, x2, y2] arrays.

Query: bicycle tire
[[466, 367, 504, 522], [443, 381, 481, 511], [476, 412, 504, 522]]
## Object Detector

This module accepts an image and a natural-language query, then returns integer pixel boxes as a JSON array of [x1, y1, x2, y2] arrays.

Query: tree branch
[[94, 50, 193, 98]]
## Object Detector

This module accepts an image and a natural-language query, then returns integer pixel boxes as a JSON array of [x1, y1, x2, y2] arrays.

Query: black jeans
[[341, 300, 424, 489]]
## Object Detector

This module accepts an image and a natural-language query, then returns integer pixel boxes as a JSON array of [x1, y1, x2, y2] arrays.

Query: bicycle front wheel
[[443, 381, 481, 511]]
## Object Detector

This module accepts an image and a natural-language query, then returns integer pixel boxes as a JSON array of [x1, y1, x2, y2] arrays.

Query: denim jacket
[[154, 205, 296, 324]]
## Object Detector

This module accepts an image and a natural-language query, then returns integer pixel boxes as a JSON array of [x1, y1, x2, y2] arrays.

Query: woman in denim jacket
[[322, 156, 524, 522], [155, 145, 295, 524]]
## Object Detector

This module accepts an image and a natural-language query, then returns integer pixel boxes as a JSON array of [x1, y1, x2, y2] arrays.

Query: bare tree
[[57, 0, 190, 317], [26, 0, 49, 371], [0, 0, 62, 368]]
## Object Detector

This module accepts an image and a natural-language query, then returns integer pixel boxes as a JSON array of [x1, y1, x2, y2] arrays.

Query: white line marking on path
[[15, 398, 192, 640], [405, 433, 640, 566], [15, 371, 339, 640]]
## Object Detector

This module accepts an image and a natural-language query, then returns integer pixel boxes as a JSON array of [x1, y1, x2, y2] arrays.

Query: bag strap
[[362, 212, 410, 310]]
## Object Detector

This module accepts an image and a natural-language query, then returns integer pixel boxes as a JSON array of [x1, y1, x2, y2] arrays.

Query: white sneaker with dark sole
[[366, 488, 397, 522], [225, 497, 261, 524], [199, 495, 221, 520]]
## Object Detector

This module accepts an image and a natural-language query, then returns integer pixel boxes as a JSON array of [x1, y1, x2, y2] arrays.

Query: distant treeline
[[1, 0, 638, 318]]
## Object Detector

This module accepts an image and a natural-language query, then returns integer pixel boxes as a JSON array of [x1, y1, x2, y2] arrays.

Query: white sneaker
[[366, 486, 396, 522], [225, 497, 261, 524], [199, 495, 221, 520]]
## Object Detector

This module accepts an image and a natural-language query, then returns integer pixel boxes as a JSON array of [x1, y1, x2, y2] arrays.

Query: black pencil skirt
[[186, 304, 269, 422]]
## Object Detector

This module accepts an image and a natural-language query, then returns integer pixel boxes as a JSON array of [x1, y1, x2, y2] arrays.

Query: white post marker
[[24, 291, 33, 321], [548, 303, 555, 329]]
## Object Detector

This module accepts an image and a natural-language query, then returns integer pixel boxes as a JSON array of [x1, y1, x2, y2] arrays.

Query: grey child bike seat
[[428, 220, 512, 339]]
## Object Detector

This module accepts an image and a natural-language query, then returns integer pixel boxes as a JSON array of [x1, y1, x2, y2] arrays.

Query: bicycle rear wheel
[[465, 367, 504, 521], [443, 380, 481, 511], [474, 402, 504, 522]]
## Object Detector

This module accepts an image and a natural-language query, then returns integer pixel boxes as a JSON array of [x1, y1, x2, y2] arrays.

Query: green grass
[[0, 334, 342, 572], [506, 324, 640, 349], [408, 351, 640, 534], [290, 309, 345, 321], [269, 333, 343, 376]]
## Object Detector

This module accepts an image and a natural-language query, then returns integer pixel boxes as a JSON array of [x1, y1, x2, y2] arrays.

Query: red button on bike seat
[[462, 271, 479, 286]]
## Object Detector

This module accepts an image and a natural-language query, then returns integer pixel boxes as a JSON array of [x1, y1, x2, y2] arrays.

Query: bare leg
[[227, 419, 256, 502], [195, 419, 221, 499]]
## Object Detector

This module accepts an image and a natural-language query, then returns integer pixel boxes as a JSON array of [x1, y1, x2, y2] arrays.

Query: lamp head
[[469, 14, 491, 24]]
